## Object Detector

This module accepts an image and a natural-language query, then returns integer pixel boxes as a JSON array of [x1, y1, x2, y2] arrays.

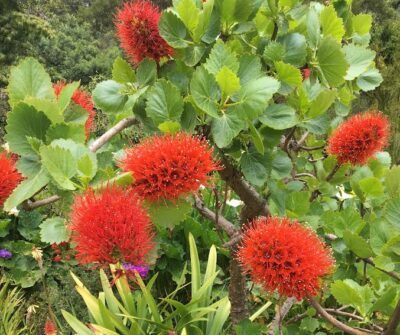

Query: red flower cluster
[[327, 111, 390, 165], [237, 217, 334, 300], [120, 133, 220, 201], [302, 68, 311, 80], [44, 319, 57, 335], [0, 153, 22, 207], [51, 242, 74, 262], [53, 81, 96, 139], [115, 0, 173, 64], [69, 185, 154, 267]]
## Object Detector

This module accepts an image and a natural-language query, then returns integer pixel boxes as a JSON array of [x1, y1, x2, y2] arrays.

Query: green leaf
[[17, 210, 42, 241], [331, 280, 363, 307], [359, 176, 384, 198], [317, 37, 348, 87], [275, 61, 302, 88], [176, 0, 200, 34], [343, 231, 374, 258], [56, 81, 80, 113], [46, 123, 86, 144], [158, 121, 181, 134], [259, 104, 298, 130], [204, 40, 239, 75], [384, 197, 400, 229], [263, 42, 285, 63], [232, 76, 280, 119], [271, 150, 292, 179], [352, 14, 372, 36], [307, 7, 321, 48], [190, 66, 220, 117], [8, 57, 55, 107], [280, 33, 307, 67], [0, 220, 11, 238], [343, 44, 375, 81], [137, 59, 157, 86], [235, 319, 263, 335], [286, 191, 310, 217], [4, 168, 50, 212], [64, 104, 89, 125], [193, 0, 215, 43], [300, 318, 319, 333], [320, 6, 345, 42], [248, 123, 264, 155], [5, 103, 51, 156], [49, 139, 97, 181], [159, 11, 189, 48], [216, 66, 241, 95], [356, 68, 383, 92], [237, 55, 262, 86], [148, 199, 192, 229], [146, 79, 184, 125], [240, 151, 270, 187], [112, 57, 136, 84], [307, 89, 336, 119], [40, 217, 69, 244], [385, 166, 400, 198], [24, 97, 63, 124], [40, 144, 77, 190], [92, 80, 128, 114], [211, 110, 244, 147]]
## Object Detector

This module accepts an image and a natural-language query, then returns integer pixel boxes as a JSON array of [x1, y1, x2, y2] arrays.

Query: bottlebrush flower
[[120, 133, 220, 201], [69, 185, 154, 267], [237, 217, 334, 300], [115, 0, 173, 64], [327, 111, 390, 165], [53, 81, 96, 139], [0, 249, 12, 259], [0, 153, 22, 208], [44, 319, 57, 335]]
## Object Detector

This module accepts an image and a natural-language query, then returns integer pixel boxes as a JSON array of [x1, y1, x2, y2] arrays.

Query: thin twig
[[300, 145, 325, 151], [325, 309, 383, 332], [268, 298, 296, 335], [23, 195, 61, 210], [89, 117, 137, 152], [326, 163, 341, 182], [308, 297, 369, 335], [297, 131, 310, 147], [193, 194, 238, 238]]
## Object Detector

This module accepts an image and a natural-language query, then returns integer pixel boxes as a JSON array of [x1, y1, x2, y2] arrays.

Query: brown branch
[[268, 297, 296, 335], [218, 156, 269, 218], [383, 298, 400, 335], [23, 195, 61, 210], [300, 145, 325, 151], [362, 258, 400, 282], [193, 195, 238, 238], [88, 117, 137, 152], [24, 117, 137, 210], [326, 163, 341, 181], [325, 309, 383, 332], [309, 297, 369, 335]]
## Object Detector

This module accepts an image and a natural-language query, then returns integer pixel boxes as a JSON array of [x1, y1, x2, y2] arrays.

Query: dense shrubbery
[[0, 0, 400, 334]]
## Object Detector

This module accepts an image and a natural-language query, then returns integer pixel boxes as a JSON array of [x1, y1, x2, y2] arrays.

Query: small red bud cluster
[[51, 242, 75, 263]]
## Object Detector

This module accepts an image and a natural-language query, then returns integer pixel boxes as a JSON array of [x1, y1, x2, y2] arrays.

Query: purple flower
[[0, 249, 12, 259], [123, 263, 149, 277]]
